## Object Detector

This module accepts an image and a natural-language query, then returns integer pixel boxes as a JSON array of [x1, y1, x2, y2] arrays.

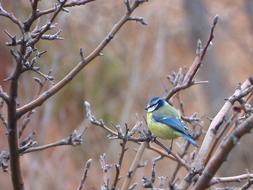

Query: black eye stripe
[[150, 103, 158, 107]]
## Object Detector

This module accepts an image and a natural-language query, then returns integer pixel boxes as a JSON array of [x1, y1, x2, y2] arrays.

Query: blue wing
[[179, 133, 198, 147], [152, 112, 188, 134], [152, 113, 198, 146]]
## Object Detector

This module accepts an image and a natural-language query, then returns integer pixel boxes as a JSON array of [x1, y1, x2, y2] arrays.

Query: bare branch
[[76, 159, 93, 190], [18, 110, 36, 138], [36, 0, 95, 19], [153, 139, 191, 171], [17, 0, 149, 117], [84, 101, 117, 135], [210, 173, 253, 186], [4, 30, 21, 46], [65, 0, 95, 7], [128, 183, 138, 190], [0, 3, 23, 32], [112, 134, 128, 189], [0, 97, 7, 128], [142, 156, 164, 188], [0, 151, 9, 172], [193, 113, 253, 190], [165, 15, 219, 101], [41, 30, 64, 40], [20, 127, 86, 154], [240, 179, 253, 190], [128, 16, 148, 25], [121, 141, 148, 190], [28, 0, 68, 46], [0, 86, 9, 104], [178, 77, 253, 190], [80, 48, 86, 63], [194, 77, 253, 171], [100, 153, 112, 189]]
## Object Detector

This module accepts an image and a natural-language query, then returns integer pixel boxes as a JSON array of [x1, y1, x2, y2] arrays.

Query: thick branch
[[7, 33, 28, 190], [193, 114, 253, 190], [177, 77, 253, 190], [193, 77, 253, 171]]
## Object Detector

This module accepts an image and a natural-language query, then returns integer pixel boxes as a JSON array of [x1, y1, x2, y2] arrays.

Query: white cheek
[[147, 105, 158, 112]]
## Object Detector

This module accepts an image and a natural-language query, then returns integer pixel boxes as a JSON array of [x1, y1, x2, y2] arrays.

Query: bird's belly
[[147, 114, 179, 139]]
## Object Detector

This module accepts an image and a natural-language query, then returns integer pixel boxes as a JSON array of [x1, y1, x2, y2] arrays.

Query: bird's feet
[[146, 131, 156, 142]]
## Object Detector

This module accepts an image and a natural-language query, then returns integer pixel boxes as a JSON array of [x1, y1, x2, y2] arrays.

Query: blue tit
[[145, 96, 197, 147]]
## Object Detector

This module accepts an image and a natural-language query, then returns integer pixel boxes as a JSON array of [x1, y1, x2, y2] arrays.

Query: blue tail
[[180, 133, 198, 147]]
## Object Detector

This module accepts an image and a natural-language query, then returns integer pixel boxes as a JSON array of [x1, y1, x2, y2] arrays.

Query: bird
[[145, 96, 197, 147]]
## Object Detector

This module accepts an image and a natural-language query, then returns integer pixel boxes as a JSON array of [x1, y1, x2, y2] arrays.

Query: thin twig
[[153, 139, 191, 171], [121, 141, 148, 190], [20, 127, 86, 154], [36, 0, 95, 18], [112, 137, 128, 189], [28, 0, 68, 46], [240, 179, 253, 190], [0, 99, 7, 128], [77, 159, 93, 190], [142, 156, 164, 188], [210, 173, 253, 186], [0, 151, 9, 172], [165, 15, 219, 101], [0, 86, 9, 104], [100, 153, 111, 189], [19, 76, 47, 138], [0, 3, 23, 32]]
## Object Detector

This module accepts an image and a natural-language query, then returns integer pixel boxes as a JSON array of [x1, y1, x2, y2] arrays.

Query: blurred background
[[0, 0, 253, 189]]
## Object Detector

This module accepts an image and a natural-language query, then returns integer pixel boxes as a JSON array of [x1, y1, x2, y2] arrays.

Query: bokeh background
[[0, 0, 253, 189]]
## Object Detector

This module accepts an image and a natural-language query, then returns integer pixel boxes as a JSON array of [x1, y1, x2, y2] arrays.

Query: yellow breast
[[147, 112, 180, 139]]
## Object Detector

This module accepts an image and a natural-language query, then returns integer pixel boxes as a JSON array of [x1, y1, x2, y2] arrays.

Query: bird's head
[[145, 96, 165, 112]]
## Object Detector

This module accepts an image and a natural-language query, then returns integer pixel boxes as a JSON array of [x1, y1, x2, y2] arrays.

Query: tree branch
[[19, 128, 85, 154], [165, 15, 219, 101], [112, 133, 128, 190], [76, 159, 93, 190], [0, 86, 9, 104], [36, 0, 95, 19], [27, 0, 68, 45], [210, 173, 253, 186], [17, 0, 148, 117], [0, 3, 23, 32], [193, 113, 253, 190], [121, 141, 148, 190], [194, 77, 253, 171], [177, 77, 253, 190]]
